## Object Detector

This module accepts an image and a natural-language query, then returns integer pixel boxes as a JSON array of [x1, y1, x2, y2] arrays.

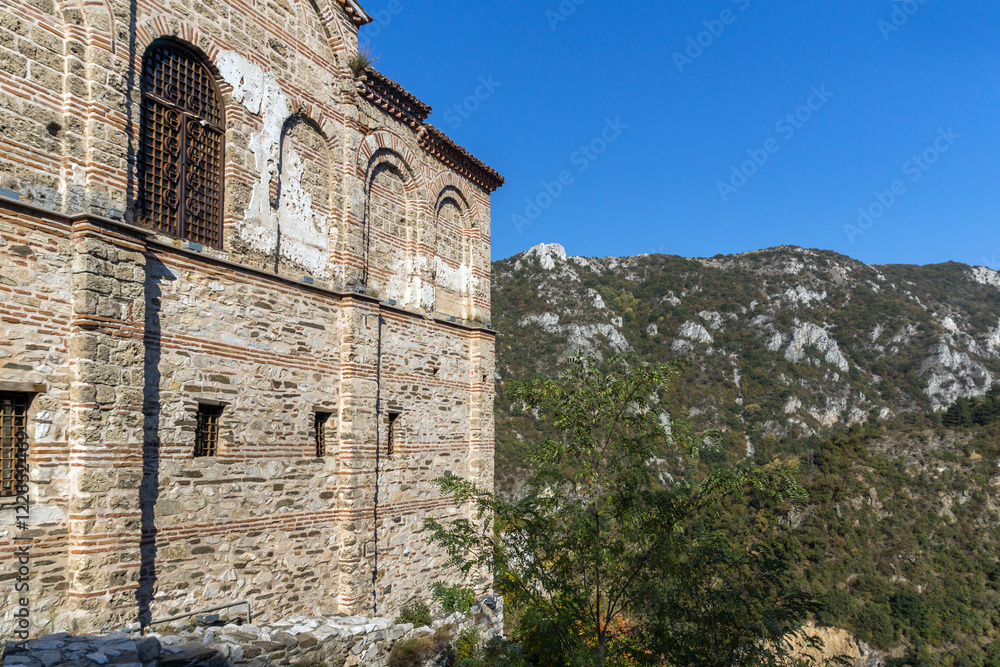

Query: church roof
[[356, 67, 505, 193], [418, 124, 505, 193], [338, 0, 373, 27], [356, 67, 433, 126]]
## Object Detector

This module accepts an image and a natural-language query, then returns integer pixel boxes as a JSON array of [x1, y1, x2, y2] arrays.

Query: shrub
[[395, 601, 433, 628], [479, 637, 530, 667], [818, 588, 857, 626], [852, 603, 896, 650], [388, 637, 435, 667], [348, 45, 378, 77], [431, 582, 476, 614], [455, 627, 480, 664]]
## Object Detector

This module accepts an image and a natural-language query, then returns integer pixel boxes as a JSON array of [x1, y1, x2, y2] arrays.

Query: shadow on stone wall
[[137, 256, 174, 626]]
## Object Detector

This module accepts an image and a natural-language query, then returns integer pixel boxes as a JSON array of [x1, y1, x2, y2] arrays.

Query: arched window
[[138, 41, 224, 247]]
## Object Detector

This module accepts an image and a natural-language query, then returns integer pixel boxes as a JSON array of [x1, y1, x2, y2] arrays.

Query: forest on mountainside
[[492, 245, 1000, 665]]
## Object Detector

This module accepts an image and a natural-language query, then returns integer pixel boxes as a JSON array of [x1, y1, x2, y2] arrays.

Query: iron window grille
[[138, 41, 225, 248], [194, 404, 223, 458], [0, 393, 29, 498]]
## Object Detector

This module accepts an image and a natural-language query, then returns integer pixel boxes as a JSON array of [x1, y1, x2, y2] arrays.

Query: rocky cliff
[[493, 243, 1000, 439]]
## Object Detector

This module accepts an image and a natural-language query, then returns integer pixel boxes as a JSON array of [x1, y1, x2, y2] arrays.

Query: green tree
[[425, 353, 833, 667]]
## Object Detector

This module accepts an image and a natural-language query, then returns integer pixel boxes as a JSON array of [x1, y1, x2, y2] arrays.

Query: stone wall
[[0, 0, 500, 325], [0, 0, 501, 635], [0, 201, 74, 634]]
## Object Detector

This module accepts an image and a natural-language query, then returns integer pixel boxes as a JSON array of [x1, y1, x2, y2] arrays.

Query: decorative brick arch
[[299, 0, 354, 58], [284, 94, 344, 157], [277, 113, 339, 218], [356, 129, 424, 196], [429, 171, 481, 237], [133, 18, 224, 76], [355, 130, 427, 303]]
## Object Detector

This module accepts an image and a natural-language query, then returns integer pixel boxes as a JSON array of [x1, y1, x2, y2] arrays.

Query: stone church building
[[0, 0, 501, 636]]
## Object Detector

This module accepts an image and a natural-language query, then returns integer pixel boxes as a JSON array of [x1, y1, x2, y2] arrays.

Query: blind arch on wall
[[138, 40, 225, 248]]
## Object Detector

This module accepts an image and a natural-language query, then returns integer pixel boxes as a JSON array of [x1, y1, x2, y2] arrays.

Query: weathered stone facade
[[0, 0, 501, 638]]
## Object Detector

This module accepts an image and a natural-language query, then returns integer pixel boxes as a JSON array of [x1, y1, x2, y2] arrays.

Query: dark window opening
[[0, 393, 29, 498], [315, 412, 331, 457], [194, 404, 223, 458], [387, 411, 402, 456], [138, 41, 225, 248]]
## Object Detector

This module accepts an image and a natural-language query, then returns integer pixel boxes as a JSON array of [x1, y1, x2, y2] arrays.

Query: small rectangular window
[[0, 393, 29, 498], [194, 404, 223, 458], [315, 412, 331, 457], [387, 411, 402, 457]]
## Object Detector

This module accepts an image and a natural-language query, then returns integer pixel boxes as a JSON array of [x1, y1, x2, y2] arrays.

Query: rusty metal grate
[[0, 393, 28, 498], [194, 404, 222, 458], [139, 42, 224, 248], [315, 412, 331, 457]]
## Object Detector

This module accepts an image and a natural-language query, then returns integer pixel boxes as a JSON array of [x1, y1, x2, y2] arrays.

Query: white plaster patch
[[276, 143, 330, 275], [435, 258, 477, 300], [216, 51, 330, 277], [29, 504, 64, 523]]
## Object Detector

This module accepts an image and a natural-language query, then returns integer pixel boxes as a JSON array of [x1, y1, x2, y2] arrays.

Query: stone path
[[1, 631, 221, 667], [2, 601, 503, 667]]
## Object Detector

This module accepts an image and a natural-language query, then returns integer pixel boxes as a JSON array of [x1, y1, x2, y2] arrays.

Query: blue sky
[[359, 0, 1000, 267]]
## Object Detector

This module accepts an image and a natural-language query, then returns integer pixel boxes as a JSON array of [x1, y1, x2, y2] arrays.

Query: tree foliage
[[426, 353, 837, 667]]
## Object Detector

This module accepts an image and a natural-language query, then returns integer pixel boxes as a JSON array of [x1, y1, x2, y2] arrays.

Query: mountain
[[493, 243, 1000, 439], [491, 244, 1000, 664]]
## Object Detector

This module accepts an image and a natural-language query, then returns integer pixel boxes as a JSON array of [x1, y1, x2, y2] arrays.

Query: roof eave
[[342, 0, 373, 26]]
